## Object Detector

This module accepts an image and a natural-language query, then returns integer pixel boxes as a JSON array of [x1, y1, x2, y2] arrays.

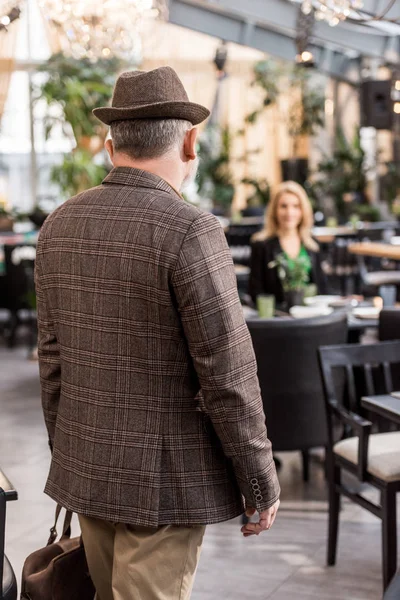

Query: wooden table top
[[348, 242, 400, 260], [361, 394, 400, 426]]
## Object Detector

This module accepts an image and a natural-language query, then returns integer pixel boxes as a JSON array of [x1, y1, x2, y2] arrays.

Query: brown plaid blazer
[[36, 167, 280, 527]]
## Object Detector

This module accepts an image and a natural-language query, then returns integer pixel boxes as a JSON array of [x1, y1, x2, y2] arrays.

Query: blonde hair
[[252, 181, 318, 252]]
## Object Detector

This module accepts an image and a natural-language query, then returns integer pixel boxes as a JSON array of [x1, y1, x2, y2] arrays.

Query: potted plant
[[35, 53, 123, 200], [240, 177, 270, 217], [309, 128, 370, 223], [269, 252, 311, 308], [0, 206, 14, 232], [197, 125, 235, 215], [380, 161, 400, 221], [249, 60, 325, 185]]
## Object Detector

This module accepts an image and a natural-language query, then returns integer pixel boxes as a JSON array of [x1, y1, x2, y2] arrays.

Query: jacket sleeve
[[35, 235, 60, 451], [248, 241, 265, 305], [171, 213, 280, 511]]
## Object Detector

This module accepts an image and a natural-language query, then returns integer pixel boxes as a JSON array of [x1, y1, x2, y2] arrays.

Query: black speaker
[[361, 80, 393, 130]]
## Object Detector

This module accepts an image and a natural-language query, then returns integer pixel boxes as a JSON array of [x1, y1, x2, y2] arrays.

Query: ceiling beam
[[168, 0, 362, 84], [169, 0, 399, 64]]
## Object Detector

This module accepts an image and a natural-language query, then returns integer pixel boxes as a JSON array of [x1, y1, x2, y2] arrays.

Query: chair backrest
[[319, 341, 400, 421], [247, 311, 348, 451], [225, 223, 262, 266], [0, 469, 17, 599], [379, 308, 400, 342], [3, 245, 35, 312]]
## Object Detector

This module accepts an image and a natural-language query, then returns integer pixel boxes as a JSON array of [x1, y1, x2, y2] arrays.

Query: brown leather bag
[[20, 505, 95, 600]]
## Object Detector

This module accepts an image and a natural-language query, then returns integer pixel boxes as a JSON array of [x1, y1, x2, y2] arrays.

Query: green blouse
[[283, 246, 312, 277]]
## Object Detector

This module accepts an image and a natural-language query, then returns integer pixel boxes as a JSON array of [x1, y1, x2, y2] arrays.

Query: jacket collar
[[103, 167, 182, 199]]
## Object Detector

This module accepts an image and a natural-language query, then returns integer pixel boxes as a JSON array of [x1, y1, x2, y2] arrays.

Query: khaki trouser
[[78, 514, 206, 600]]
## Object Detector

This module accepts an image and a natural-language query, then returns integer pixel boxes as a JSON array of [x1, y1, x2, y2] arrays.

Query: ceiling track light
[[0, 5, 21, 32]]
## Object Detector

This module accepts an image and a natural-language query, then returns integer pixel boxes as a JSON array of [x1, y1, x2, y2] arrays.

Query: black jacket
[[248, 236, 325, 305]]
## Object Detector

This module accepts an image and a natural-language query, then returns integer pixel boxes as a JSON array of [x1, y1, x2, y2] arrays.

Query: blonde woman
[[248, 181, 325, 305]]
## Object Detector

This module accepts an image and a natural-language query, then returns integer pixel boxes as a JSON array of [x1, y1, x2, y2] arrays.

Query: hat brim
[[93, 101, 210, 126]]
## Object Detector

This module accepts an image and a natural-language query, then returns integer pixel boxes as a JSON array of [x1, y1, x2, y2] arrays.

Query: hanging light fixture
[[299, 0, 399, 27], [0, 1, 21, 31], [39, 0, 168, 61]]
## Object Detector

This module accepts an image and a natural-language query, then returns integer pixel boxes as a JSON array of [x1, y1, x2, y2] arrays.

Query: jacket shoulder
[[38, 187, 102, 238]]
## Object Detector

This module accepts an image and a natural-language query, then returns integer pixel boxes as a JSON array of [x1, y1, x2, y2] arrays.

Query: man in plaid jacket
[[36, 66, 280, 600]]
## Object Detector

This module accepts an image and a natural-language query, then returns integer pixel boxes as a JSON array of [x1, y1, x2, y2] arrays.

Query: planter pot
[[285, 289, 305, 310], [241, 206, 265, 217], [77, 135, 105, 156], [0, 217, 14, 232], [281, 159, 309, 186], [211, 206, 228, 217], [28, 210, 49, 229]]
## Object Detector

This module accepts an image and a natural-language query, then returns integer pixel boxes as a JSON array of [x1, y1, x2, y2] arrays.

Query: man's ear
[[183, 127, 198, 161], [105, 138, 114, 163]]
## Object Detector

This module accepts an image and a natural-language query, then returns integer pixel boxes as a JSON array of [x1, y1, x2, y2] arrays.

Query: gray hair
[[110, 118, 192, 160]]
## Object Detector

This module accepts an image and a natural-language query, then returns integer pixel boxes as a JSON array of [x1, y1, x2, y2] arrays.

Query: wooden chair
[[318, 341, 400, 591], [0, 469, 18, 600]]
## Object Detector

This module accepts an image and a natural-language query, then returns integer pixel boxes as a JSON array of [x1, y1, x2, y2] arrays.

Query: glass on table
[[304, 283, 317, 299], [379, 285, 397, 307], [256, 294, 275, 318]]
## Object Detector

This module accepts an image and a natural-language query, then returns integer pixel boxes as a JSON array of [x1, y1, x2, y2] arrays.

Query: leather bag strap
[[47, 504, 73, 546]]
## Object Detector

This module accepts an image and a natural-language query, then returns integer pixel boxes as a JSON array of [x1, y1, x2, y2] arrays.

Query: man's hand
[[241, 499, 280, 537]]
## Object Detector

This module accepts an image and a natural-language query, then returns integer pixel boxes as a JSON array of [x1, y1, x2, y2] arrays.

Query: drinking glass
[[256, 294, 275, 318]]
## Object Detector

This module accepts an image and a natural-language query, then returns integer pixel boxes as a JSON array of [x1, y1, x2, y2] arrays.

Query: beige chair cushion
[[334, 431, 400, 482], [0, 469, 13, 492]]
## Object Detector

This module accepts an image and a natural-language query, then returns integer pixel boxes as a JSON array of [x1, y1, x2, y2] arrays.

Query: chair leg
[[327, 465, 341, 566], [301, 450, 309, 482], [5, 311, 18, 348], [381, 487, 397, 590]]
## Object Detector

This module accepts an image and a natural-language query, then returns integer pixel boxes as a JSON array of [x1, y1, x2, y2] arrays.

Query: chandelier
[[299, 0, 399, 27], [39, 0, 168, 61]]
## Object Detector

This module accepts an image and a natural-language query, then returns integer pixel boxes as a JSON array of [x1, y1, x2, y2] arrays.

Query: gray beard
[[181, 156, 199, 192]]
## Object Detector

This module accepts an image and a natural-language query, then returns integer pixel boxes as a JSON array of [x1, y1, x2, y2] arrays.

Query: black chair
[[225, 222, 262, 266], [379, 308, 400, 341], [379, 309, 400, 392], [324, 237, 360, 296], [0, 244, 36, 348], [384, 571, 400, 599], [247, 311, 348, 481], [318, 341, 400, 590], [356, 249, 400, 300], [0, 469, 18, 600]]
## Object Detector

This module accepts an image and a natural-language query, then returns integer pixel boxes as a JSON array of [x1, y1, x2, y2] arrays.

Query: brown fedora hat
[[93, 66, 210, 126]]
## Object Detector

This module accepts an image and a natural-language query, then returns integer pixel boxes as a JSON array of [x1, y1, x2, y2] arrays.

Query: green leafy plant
[[392, 198, 400, 217], [35, 53, 122, 199], [349, 204, 381, 223], [249, 60, 325, 158], [287, 69, 325, 158], [380, 161, 400, 207], [50, 150, 109, 198], [36, 53, 122, 144], [197, 126, 235, 211], [310, 128, 369, 218], [269, 252, 311, 291], [241, 177, 270, 207]]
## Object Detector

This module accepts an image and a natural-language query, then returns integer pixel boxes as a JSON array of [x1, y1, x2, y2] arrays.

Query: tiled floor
[[1, 343, 398, 599]]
